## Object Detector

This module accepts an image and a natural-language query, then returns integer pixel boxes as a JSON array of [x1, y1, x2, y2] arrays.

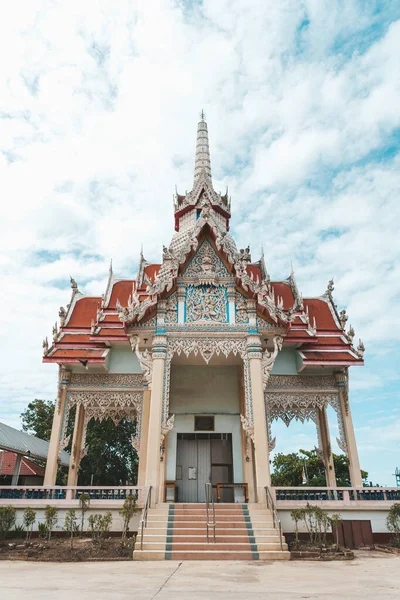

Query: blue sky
[[0, 1, 399, 486]]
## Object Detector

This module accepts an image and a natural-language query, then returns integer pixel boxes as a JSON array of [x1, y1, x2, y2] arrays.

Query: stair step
[[133, 550, 291, 561]]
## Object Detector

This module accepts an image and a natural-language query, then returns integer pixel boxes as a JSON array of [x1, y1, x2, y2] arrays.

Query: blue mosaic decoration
[[183, 239, 230, 278], [185, 284, 228, 323]]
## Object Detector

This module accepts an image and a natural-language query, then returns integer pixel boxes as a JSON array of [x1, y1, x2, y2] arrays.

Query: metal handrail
[[205, 482, 216, 543], [139, 486, 152, 550], [265, 486, 283, 551]]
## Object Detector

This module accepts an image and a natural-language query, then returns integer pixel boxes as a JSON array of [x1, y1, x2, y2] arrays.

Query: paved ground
[[0, 551, 399, 599]]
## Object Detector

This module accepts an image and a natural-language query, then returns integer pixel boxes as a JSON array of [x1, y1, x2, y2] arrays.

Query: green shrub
[[44, 505, 58, 540], [23, 508, 36, 543], [88, 512, 112, 545], [64, 509, 79, 549], [78, 493, 90, 535], [0, 506, 16, 540], [119, 496, 138, 542], [387, 504, 400, 547]]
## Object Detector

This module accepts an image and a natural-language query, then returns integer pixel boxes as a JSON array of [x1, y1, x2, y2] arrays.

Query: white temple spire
[[194, 110, 212, 184]]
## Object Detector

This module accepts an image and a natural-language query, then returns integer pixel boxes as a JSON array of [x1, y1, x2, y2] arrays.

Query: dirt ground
[[0, 536, 134, 561]]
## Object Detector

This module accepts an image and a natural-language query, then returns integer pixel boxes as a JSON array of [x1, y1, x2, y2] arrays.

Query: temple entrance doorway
[[176, 433, 233, 503]]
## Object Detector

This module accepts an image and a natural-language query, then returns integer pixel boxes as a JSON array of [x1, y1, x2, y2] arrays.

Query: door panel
[[197, 438, 211, 502], [176, 433, 234, 502]]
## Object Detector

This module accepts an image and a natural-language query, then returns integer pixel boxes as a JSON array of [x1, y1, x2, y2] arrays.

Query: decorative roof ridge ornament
[[102, 259, 115, 309], [357, 339, 365, 359], [136, 245, 149, 289], [286, 263, 303, 311]]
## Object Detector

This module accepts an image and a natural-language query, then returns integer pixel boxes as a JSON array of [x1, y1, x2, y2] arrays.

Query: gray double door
[[176, 433, 233, 503]]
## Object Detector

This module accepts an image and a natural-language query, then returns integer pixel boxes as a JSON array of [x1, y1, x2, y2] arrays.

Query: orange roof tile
[[271, 282, 295, 310], [144, 264, 161, 282], [304, 298, 338, 331], [67, 297, 101, 328], [108, 281, 135, 308]]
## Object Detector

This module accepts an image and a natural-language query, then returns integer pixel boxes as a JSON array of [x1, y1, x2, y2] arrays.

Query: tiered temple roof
[[43, 114, 364, 371]]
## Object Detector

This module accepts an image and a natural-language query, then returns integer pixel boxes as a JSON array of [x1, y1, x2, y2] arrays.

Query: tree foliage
[[387, 503, 400, 547], [20, 400, 138, 486], [271, 449, 369, 487], [21, 399, 54, 441]]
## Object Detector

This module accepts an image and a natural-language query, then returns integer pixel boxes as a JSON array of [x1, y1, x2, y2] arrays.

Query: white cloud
[[0, 1, 399, 484]]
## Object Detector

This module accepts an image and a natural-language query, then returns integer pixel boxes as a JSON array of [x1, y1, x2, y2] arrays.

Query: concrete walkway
[[0, 551, 399, 599]]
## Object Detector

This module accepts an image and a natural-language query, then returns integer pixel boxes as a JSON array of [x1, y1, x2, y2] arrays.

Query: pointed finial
[[194, 112, 212, 183], [109, 258, 113, 273], [357, 338, 365, 358], [200, 109, 206, 122], [290, 261, 294, 278]]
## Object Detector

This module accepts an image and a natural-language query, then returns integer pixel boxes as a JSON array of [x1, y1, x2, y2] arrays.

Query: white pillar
[[67, 403, 85, 486], [247, 335, 271, 503], [335, 372, 363, 487], [138, 388, 151, 487], [44, 367, 71, 486], [144, 335, 167, 505], [317, 407, 337, 488]]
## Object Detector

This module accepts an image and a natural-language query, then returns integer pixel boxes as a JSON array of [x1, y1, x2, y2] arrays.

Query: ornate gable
[[182, 239, 231, 280]]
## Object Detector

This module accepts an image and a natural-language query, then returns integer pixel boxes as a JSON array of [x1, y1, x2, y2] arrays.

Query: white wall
[[278, 508, 391, 533], [108, 347, 142, 373], [170, 365, 240, 414]]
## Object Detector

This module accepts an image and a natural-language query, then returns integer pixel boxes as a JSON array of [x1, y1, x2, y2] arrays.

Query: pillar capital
[[334, 370, 347, 387], [246, 334, 263, 359], [59, 367, 71, 388], [152, 334, 167, 359]]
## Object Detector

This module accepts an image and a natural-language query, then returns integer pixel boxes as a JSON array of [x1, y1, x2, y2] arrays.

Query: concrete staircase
[[134, 503, 290, 560]]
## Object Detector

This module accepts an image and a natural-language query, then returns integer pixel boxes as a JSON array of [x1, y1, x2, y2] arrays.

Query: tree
[[271, 449, 369, 487], [21, 399, 54, 440], [20, 401, 138, 486]]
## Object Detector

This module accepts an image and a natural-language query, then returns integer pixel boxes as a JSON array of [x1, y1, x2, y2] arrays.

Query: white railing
[[0, 485, 146, 503], [272, 487, 400, 503]]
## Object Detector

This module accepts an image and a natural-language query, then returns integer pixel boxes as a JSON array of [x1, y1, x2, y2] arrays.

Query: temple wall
[[170, 365, 240, 414], [107, 347, 142, 374], [271, 349, 298, 375], [278, 508, 391, 534]]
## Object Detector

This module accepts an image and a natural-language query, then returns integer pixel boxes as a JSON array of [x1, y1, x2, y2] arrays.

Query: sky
[[0, 0, 399, 486]]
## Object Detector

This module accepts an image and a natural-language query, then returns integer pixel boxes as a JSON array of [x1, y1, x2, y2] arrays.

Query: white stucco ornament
[[261, 335, 283, 389]]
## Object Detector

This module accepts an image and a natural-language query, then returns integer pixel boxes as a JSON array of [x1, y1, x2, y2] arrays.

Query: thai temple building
[[42, 114, 365, 516]]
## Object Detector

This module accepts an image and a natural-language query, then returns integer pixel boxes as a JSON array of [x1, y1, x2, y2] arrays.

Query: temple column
[[335, 372, 363, 487], [238, 367, 256, 503], [247, 335, 271, 503], [144, 335, 167, 505], [317, 407, 337, 488], [137, 389, 151, 487], [67, 403, 85, 486], [44, 367, 71, 486]]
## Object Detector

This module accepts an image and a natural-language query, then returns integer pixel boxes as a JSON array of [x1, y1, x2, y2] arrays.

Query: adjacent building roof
[[0, 451, 45, 478], [0, 422, 70, 467]]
